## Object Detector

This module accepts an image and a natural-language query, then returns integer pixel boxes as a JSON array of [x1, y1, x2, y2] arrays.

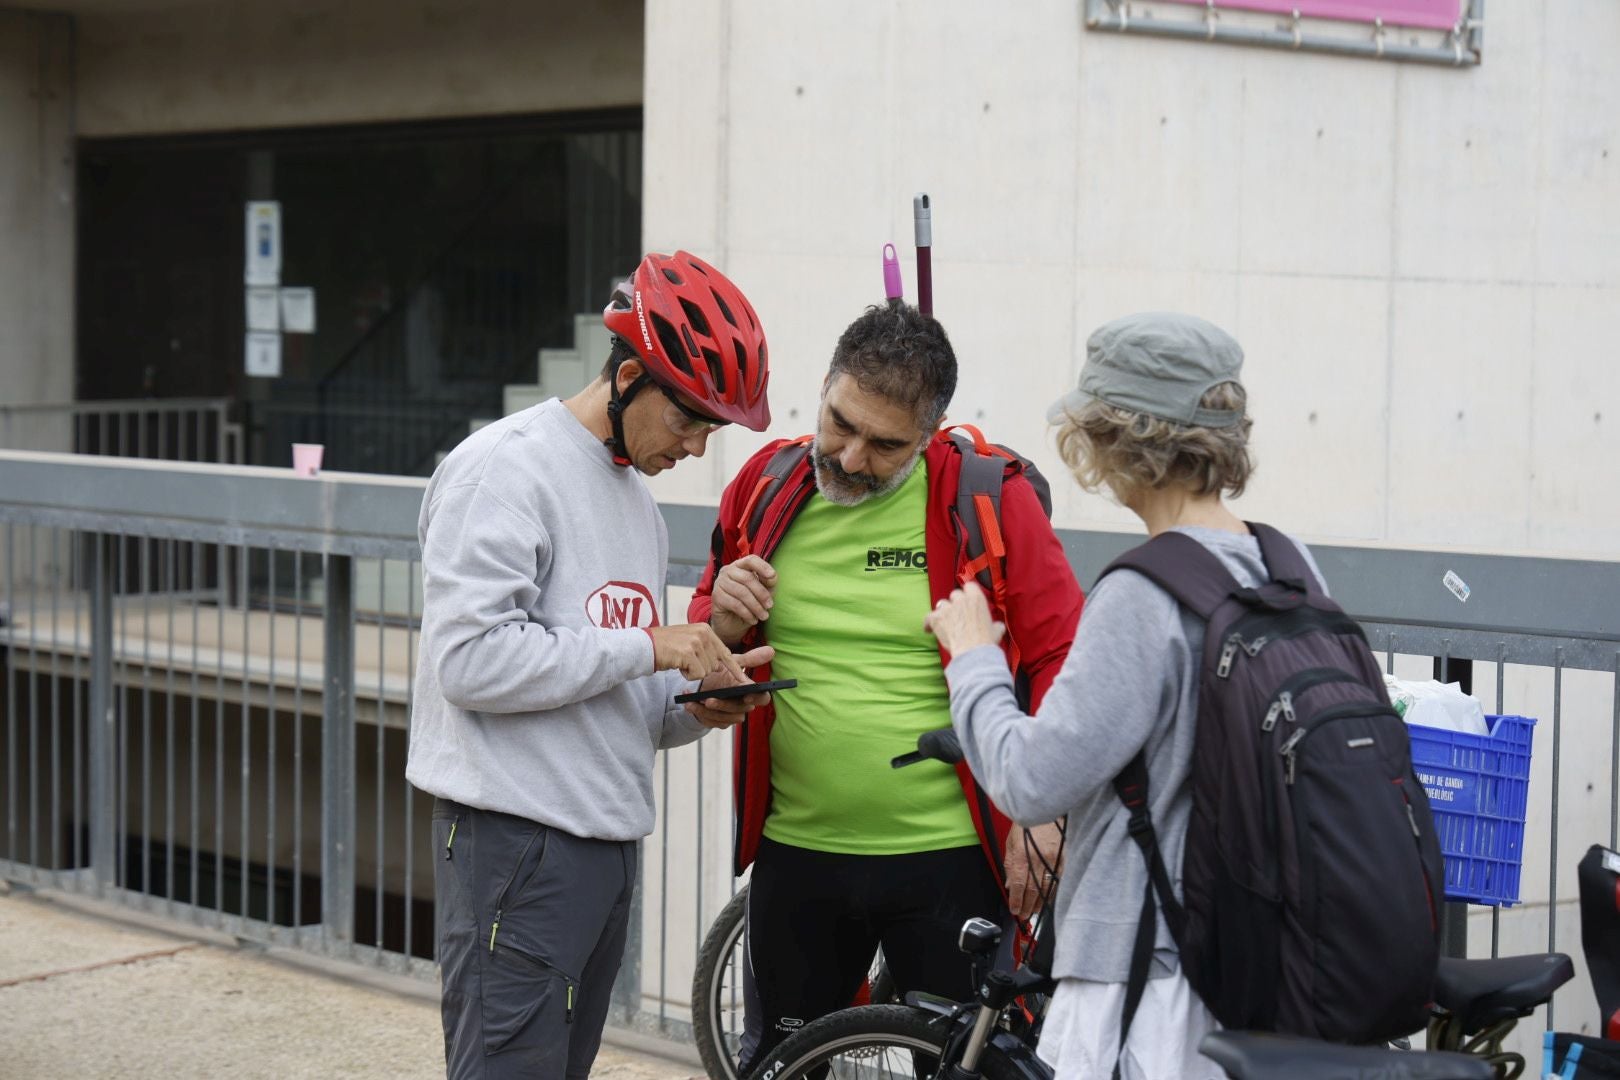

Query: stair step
[[538, 348, 589, 400], [573, 313, 613, 373]]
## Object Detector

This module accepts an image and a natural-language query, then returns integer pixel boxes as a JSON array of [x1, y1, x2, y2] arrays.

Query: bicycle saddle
[[1199, 1031, 1494, 1079], [1433, 953, 1574, 1032]]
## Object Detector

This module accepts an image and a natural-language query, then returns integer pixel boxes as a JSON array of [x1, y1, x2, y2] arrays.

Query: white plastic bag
[[1383, 674, 1490, 737]]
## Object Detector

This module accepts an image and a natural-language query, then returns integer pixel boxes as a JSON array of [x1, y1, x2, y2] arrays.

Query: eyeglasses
[[658, 382, 729, 437]]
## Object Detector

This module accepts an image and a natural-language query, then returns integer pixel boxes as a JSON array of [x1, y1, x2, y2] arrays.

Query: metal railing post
[[88, 533, 118, 894], [1435, 653, 1474, 959], [322, 554, 356, 949]]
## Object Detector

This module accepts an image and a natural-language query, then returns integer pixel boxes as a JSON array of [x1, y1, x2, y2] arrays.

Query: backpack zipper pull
[[1218, 635, 1241, 678], [1279, 728, 1306, 784], [1279, 691, 1295, 724], [1244, 635, 1269, 657], [1405, 802, 1420, 839], [1262, 700, 1283, 732], [566, 984, 576, 1023]]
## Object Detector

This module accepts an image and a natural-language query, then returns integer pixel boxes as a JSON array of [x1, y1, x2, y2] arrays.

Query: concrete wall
[[73, 0, 643, 137], [0, 10, 74, 414], [641, 0, 1620, 564]]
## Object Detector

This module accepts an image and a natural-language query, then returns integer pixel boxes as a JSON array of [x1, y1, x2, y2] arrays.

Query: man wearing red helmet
[[690, 302, 1084, 1071], [408, 252, 775, 1079]]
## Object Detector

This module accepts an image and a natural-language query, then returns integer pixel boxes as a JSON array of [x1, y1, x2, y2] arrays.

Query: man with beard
[[689, 302, 1084, 1071]]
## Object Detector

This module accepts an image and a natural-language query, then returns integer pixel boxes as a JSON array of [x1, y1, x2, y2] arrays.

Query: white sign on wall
[[245, 201, 282, 286], [245, 287, 280, 331], [245, 331, 282, 378], [279, 287, 316, 334]]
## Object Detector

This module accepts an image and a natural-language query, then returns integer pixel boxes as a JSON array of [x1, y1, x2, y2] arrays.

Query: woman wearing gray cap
[[926, 312, 1325, 1079]]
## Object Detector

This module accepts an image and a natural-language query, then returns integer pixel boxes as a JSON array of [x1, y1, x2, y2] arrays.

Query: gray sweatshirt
[[945, 525, 1324, 983], [405, 399, 705, 841]]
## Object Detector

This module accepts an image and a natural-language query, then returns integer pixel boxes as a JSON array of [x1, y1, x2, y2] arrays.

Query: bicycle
[[749, 910, 1574, 1080], [692, 727, 978, 1079], [692, 885, 898, 1080]]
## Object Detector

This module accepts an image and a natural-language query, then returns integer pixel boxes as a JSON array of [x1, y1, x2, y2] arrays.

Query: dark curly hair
[[828, 303, 957, 430]]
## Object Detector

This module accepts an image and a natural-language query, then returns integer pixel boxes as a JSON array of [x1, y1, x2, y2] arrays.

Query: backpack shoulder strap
[[1110, 751, 1187, 1080], [736, 437, 813, 557], [1247, 522, 1320, 597], [948, 428, 1012, 597], [1100, 531, 1241, 622]]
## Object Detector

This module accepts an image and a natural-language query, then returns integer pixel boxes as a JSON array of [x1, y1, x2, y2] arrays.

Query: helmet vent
[[679, 298, 712, 339], [651, 313, 693, 375], [661, 266, 684, 286], [680, 323, 701, 359], [701, 348, 727, 395], [710, 288, 738, 329]]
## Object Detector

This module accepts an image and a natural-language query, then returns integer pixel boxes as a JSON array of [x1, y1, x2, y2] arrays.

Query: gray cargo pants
[[433, 798, 636, 1080]]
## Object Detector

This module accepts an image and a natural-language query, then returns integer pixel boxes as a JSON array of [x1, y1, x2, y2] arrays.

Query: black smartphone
[[674, 678, 797, 704]]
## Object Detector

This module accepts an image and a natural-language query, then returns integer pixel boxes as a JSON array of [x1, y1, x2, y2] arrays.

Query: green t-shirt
[[762, 460, 979, 854]]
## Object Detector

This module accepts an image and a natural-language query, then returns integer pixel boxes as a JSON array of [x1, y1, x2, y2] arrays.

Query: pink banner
[[1161, 0, 1463, 31]]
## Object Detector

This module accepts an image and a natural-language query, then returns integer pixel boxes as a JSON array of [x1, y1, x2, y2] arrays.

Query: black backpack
[[1102, 523, 1444, 1057]]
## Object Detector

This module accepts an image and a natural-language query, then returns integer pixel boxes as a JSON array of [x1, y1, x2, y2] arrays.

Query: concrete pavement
[[0, 880, 697, 1079]]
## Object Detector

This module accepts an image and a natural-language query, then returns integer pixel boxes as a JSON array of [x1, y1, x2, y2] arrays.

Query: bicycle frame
[[904, 990, 1053, 1079]]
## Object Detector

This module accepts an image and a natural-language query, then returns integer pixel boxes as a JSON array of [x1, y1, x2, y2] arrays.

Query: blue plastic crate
[[1407, 714, 1536, 906]]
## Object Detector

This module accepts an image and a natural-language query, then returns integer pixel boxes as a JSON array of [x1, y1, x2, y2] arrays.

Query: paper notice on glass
[[279, 287, 316, 334], [245, 331, 283, 378], [245, 201, 282, 286], [246, 287, 280, 331]]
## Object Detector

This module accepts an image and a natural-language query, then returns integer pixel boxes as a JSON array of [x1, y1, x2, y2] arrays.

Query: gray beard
[[810, 440, 924, 506]]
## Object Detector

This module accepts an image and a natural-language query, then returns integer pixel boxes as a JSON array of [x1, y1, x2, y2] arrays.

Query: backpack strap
[[1100, 530, 1242, 621], [947, 426, 1026, 671], [736, 437, 813, 557], [1111, 752, 1187, 1080], [1247, 521, 1319, 597]]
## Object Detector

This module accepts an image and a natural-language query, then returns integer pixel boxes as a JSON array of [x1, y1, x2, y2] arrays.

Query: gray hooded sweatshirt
[[406, 399, 705, 841]]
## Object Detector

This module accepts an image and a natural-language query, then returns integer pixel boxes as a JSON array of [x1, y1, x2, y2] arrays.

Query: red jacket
[[689, 432, 1085, 885]]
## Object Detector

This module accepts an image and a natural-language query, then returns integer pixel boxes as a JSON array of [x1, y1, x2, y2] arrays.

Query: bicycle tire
[[693, 887, 752, 1080], [749, 1004, 1033, 1080], [692, 887, 902, 1079]]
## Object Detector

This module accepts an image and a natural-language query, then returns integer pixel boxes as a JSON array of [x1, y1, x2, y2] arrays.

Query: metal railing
[[0, 398, 242, 464], [1, 450, 1616, 1061]]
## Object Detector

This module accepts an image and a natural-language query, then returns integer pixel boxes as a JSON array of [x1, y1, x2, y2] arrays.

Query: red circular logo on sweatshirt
[[585, 581, 661, 630]]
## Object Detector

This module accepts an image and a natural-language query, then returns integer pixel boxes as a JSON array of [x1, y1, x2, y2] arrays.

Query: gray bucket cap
[[1046, 312, 1245, 428]]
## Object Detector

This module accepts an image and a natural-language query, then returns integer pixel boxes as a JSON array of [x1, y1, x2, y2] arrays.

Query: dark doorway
[[78, 110, 641, 474]]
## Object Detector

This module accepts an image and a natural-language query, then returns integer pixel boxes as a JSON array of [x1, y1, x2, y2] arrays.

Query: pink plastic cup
[[292, 443, 324, 477]]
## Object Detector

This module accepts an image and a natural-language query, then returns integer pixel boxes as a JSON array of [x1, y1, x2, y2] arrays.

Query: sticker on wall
[[245, 331, 282, 379], [245, 201, 282, 286], [1442, 570, 1471, 603]]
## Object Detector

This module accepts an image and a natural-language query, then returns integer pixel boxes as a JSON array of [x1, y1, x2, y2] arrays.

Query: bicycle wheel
[[750, 1005, 1031, 1080], [693, 886, 902, 1080], [694, 887, 753, 1080]]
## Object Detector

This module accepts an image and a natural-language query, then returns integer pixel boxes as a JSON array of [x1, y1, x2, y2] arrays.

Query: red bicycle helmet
[[603, 251, 771, 432]]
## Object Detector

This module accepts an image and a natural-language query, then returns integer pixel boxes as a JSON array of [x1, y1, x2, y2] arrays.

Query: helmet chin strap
[[604, 353, 652, 468]]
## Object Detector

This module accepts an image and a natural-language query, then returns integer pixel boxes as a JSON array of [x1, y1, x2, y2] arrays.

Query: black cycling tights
[[739, 836, 1005, 1073]]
